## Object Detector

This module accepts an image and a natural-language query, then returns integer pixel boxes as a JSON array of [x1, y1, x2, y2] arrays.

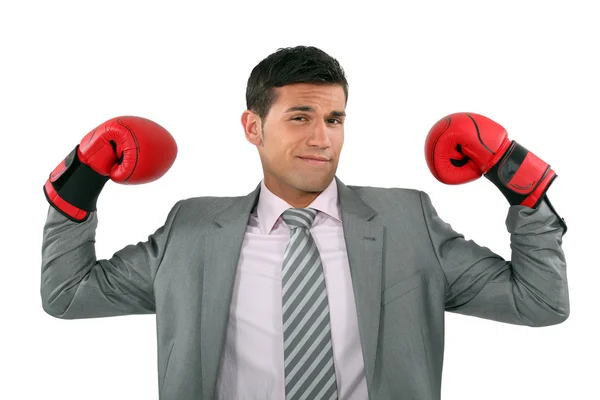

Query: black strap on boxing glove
[[484, 141, 557, 209], [43, 145, 110, 222]]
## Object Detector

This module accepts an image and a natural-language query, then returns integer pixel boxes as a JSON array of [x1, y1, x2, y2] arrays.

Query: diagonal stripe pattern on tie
[[281, 207, 338, 400]]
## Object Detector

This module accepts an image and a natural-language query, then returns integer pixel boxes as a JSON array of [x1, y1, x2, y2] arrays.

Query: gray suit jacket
[[40, 176, 569, 400]]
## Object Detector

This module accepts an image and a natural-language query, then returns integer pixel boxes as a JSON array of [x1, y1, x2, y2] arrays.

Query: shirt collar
[[255, 177, 341, 234]]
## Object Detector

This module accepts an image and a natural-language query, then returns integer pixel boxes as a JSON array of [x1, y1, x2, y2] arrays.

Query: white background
[[1, 0, 598, 399]]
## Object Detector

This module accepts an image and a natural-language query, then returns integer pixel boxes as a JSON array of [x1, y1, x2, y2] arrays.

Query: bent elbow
[[529, 301, 570, 327], [41, 293, 66, 319], [40, 286, 72, 319], [41, 298, 63, 319]]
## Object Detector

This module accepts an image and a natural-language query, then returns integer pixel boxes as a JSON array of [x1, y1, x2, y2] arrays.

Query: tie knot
[[281, 208, 318, 230]]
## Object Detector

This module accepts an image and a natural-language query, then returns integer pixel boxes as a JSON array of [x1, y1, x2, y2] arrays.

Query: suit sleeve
[[419, 191, 569, 327], [40, 201, 182, 319]]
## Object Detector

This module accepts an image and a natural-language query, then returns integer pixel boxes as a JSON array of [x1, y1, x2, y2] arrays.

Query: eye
[[291, 116, 343, 124]]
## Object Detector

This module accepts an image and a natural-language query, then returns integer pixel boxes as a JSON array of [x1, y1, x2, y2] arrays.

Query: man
[[41, 45, 569, 400]]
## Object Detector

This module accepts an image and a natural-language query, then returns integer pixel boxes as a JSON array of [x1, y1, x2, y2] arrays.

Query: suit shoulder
[[346, 183, 424, 202], [173, 195, 239, 212], [164, 194, 241, 222]]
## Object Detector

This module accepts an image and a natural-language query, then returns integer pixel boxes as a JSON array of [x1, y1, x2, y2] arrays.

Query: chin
[[293, 175, 334, 192]]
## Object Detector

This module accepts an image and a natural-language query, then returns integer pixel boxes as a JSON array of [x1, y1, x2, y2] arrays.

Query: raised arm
[[420, 192, 568, 326], [41, 201, 181, 318], [422, 111, 568, 326], [40, 115, 178, 318]]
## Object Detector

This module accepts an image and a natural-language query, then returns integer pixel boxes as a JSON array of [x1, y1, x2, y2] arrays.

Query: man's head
[[241, 46, 349, 208]]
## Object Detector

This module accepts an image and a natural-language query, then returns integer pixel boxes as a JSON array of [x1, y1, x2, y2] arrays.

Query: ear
[[241, 110, 263, 145]]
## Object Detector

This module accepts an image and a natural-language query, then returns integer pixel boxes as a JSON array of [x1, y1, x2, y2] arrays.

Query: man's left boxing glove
[[424, 112, 556, 209], [43, 116, 178, 222]]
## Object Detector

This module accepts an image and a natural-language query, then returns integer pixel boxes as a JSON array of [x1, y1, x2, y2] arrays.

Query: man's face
[[242, 83, 346, 206]]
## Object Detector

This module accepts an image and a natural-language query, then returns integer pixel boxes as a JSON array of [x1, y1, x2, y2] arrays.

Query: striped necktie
[[280, 207, 339, 400]]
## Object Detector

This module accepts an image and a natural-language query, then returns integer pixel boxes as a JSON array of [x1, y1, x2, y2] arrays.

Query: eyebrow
[[284, 106, 346, 117]]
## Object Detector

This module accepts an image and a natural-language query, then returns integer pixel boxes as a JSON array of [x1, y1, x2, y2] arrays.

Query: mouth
[[298, 156, 330, 165]]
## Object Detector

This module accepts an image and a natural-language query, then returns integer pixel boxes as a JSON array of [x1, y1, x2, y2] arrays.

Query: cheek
[[332, 137, 344, 152], [267, 140, 294, 164]]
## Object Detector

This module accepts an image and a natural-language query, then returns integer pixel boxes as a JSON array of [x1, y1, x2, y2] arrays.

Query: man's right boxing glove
[[43, 116, 178, 222]]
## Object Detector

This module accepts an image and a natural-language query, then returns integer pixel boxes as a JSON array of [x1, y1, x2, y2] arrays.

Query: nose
[[308, 120, 332, 148]]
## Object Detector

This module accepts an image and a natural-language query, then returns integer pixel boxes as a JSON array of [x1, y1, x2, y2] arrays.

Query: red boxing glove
[[424, 112, 557, 208], [44, 116, 178, 222]]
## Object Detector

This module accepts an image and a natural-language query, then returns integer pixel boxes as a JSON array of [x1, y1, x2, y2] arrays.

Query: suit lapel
[[201, 181, 262, 400], [200, 177, 382, 398], [335, 177, 383, 394]]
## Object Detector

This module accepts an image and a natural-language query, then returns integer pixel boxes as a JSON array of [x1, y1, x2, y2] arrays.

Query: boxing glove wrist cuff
[[484, 141, 557, 209], [43, 145, 110, 222]]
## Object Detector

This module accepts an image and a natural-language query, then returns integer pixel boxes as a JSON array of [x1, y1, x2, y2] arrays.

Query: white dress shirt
[[215, 178, 369, 399]]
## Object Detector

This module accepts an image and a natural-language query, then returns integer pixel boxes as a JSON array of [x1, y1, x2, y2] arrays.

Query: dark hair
[[245, 45, 349, 123]]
